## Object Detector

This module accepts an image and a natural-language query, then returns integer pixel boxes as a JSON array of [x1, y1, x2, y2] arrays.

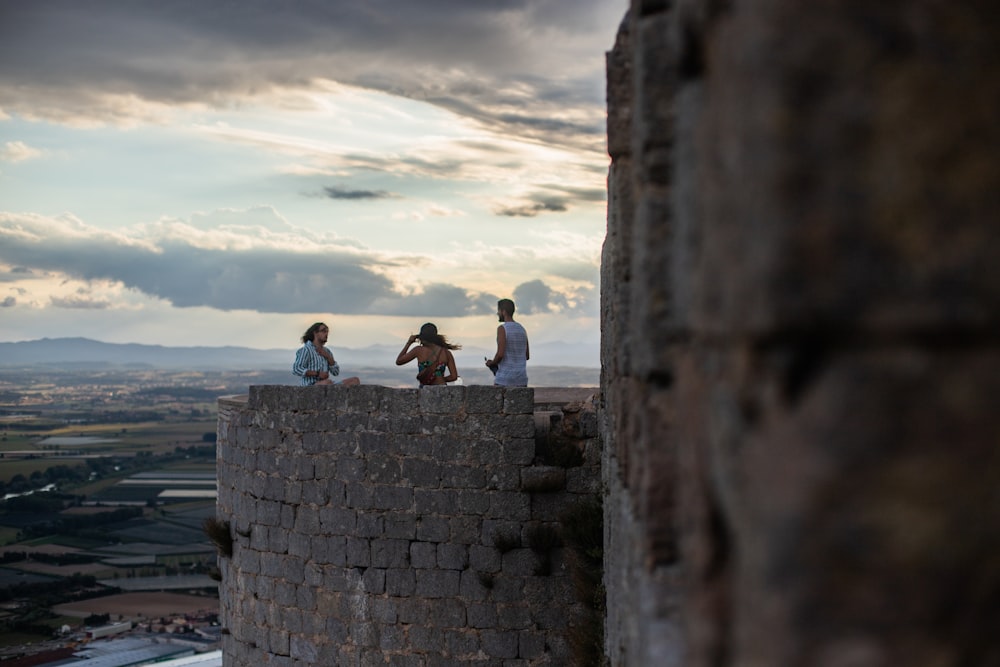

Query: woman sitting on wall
[[395, 323, 461, 386]]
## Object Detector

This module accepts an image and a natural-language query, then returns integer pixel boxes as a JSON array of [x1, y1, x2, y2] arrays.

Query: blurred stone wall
[[216, 385, 600, 665], [601, 1, 999, 665]]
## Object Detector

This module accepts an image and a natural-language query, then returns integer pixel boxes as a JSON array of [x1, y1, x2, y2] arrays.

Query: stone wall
[[601, 1, 999, 666], [215, 385, 600, 666]]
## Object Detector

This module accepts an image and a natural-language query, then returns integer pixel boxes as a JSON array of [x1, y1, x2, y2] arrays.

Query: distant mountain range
[[0, 337, 600, 374]]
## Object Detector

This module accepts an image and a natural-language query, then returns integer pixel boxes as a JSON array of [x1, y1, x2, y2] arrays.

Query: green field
[[0, 420, 215, 486]]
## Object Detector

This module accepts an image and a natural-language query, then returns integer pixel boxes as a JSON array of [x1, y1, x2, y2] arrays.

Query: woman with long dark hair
[[395, 322, 461, 386]]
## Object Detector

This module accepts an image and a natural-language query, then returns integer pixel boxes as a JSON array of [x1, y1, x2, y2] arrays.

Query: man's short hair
[[498, 299, 515, 316]]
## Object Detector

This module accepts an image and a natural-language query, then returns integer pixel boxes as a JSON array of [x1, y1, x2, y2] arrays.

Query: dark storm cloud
[[0, 0, 619, 152], [322, 186, 399, 201]]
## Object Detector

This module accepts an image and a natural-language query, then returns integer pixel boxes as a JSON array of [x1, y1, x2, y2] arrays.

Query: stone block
[[362, 567, 385, 594], [426, 598, 467, 628], [408, 625, 441, 651], [441, 464, 487, 489], [519, 630, 546, 659], [311, 535, 346, 566], [566, 467, 600, 494], [386, 568, 416, 596], [384, 514, 415, 539], [257, 499, 281, 527], [465, 384, 504, 413], [379, 387, 420, 415], [295, 585, 316, 611], [502, 388, 534, 414], [489, 492, 531, 521], [432, 435, 469, 464], [480, 630, 519, 658], [437, 543, 468, 570], [300, 477, 330, 505], [265, 526, 288, 554], [445, 629, 480, 657], [342, 384, 383, 413], [282, 480, 303, 505], [372, 484, 413, 511], [293, 506, 320, 534], [402, 458, 441, 487], [417, 385, 466, 414], [459, 569, 491, 601], [467, 602, 499, 629], [416, 516, 450, 542], [290, 636, 318, 663], [396, 598, 431, 625], [485, 466, 521, 491], [449, 516, 481, 544], [336, 457, 366, 482], [488, 575, 527, 603], [469, 545, 501, 572], [378, 622, 405, 651], [501, 549, 539, 577], [319, 507, 357, 535], [502, 438, 535, 465], [346, 482, 374, 509], [469, 439, 504, 466], [415, 569, 461, 598], [337, 412, 370, 432], [326, 478, 346, 504], [414, 488, 457, 515], [371, 538, 410, 568], [345, 537, 371, 567], [497, 604, 532, 630], [456, 490, 491, 515], [302, 430, 355, 456], [410, 541, 437, 569]]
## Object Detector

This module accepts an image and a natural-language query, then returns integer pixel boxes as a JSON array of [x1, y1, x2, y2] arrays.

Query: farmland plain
[[0, 365, 257, 649]]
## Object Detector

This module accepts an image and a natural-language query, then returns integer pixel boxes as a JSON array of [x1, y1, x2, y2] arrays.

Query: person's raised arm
[[396, 335, 420, 365]]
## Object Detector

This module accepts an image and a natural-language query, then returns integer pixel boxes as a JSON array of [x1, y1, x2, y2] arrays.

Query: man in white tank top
[[486, 298, 529, 387]]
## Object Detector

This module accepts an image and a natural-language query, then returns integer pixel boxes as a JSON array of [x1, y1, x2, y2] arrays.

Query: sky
[[0, 0, 623, 363]]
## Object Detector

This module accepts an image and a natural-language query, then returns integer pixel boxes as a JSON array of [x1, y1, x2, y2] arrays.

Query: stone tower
[[601, 1, 999, 666]]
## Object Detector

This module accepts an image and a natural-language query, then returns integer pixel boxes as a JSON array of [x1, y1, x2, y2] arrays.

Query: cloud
[[368, 283, 498, 317], [0, 1, 621, 152], [50, 294, 111, 309], [494, 198, 569, 218], [492, 183, 606, 217], [1, 296, 15, 307], [0, 141, 43, 163], [0, 211, 594, 319], [513, 279, 569, 314], [321, 186, 400, 201]]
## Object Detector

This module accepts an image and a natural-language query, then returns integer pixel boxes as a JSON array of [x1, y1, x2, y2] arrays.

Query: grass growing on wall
[[202, 517, 232, 558]]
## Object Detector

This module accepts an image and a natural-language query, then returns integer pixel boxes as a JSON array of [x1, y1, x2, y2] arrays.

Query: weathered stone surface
[[603, 1, 1000, 666], [217, 385, 600, 666]]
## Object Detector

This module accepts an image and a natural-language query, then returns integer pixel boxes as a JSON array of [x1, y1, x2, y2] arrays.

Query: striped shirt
[[495, 321, 528, 387], [293, 341, 340, 386]]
